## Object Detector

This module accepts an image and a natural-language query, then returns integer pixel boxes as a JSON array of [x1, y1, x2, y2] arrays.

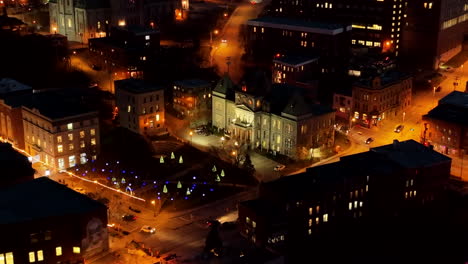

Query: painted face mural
[[82, 218, 108, 255]]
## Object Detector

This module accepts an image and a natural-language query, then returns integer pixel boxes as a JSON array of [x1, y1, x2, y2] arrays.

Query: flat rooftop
[[273, 55, 319, 67], [247, 17, 351, 35], [0, 78, 31, 95], [174, 79, 211, 89], [115, 78, 163, 94], [372, 139, 451, 168], [438, 91, 468, 109], [424, 104, 468, 126], [0, 177, 106, 225], [354, 71, 411, 90]]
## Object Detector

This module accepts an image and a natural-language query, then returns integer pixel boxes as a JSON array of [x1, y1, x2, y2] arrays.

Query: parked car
[[140, 226, 156, 234], [394, 125, 405, 133], [365, 137, 374, 144], [122, 214, 137, 222], [274, 164, 286, 171], [129, 206, 141, 213], [74, 187, 86, 194]]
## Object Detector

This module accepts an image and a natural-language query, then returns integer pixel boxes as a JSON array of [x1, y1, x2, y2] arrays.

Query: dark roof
[[354, 71, 411, 90], [438, 91, 468, 109], [118, 25, 159, 36], [281, 92, 333, 117], [74, 0, 110, 9], [0, 15, 26, 28], [20, 92, 96, 120], [115, 78, 163, 94], [424, 104, 468, 126], [371, 139, 451, 168], [273, 55, 319, 67], [247, 16, 348, 32], [174, 79, 211, 89], [213, 74, 236, 95], [0, 177, 106, 225], [0, 143, 35, 187]]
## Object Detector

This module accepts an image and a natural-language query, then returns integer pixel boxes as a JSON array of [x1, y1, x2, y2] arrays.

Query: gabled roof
[[0, 177, 106, 225], [213, 74, 236, 95]]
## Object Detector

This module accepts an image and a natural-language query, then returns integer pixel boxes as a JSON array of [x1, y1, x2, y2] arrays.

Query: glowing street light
[[221, 136, 225, 149], [189, 131, 193, 145], [151, 200, 156, 217]]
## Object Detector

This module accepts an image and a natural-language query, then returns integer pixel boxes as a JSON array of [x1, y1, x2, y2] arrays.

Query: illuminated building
[[172, 79, 212, 122], [239, 140, 452, 262], [115, 78, 165, 136], [212, 74, 335, 160], [268, 0, 406, 56], [246, 17, 351, 74], [21, 92, 100, 170], [402, 0, 468, 69], [48, 0, 111, 43], [421, 91, 468, 157], [351, 71, 412, 128], [0, 177, 109, 264]]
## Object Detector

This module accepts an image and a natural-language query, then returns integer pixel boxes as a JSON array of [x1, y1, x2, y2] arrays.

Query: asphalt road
[[211, 0, 270, 82]]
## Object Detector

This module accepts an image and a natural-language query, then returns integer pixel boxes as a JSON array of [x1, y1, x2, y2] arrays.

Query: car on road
[[394, 125, 405, 133], [122, 214, 137, 222], [74, 187, 86, 194], [274, 164, 286, 171], [357, 131, 363, 135], [221, 39, 227, 43], [140, 225, 156, 234], [365, 137, 374, 144]]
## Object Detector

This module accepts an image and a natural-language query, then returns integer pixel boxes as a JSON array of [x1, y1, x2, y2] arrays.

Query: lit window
[[414, 190, 417, 196], [29, 252, 35, 263], [67, 123, 73, 130], [253, 26, 256, 32], [261, 27, 264, 33], [410, 179, 414, 186], [405, 192, 408, 198], [57, 145, 63, 153], [69, 155, 76, 167], [349, 202, 352, 210], [69, 143, 74, 150], [73, 247, 80, 254], [351, 39, 356, 44], [246, 217, 251, 224], [308, 229, 312, 235], [5, 253, 13, 264], [252, 221, 257, 228], [323, 213, 328, 222], [68, 133, 73, 141], [90, 129, 96, 136], [91, 138, 96, 146], [354, 201, 358, 208], [37, 251, 43, 261], [366, 185, 369, 192], [145, 35, 150, 40], [57, 136, 62, 143], [127, 105, 131, 112], [80, 131, 85, 138], [80, 141, 85, 148], [156, 114, 160, 121], [55, 247, 62, 256], [359, 201, 363, 207], [309, 207, 313, 215], [308, 219, 312, 226], [315, 217, 319, 224], [428, 2, 432, 8]]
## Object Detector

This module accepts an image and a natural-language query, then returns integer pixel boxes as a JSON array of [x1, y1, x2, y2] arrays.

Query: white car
[[74, 187, 86, 194], [221, 39, 227, 43], [140, 226, 156, 234], [274, 164, 286, 171]]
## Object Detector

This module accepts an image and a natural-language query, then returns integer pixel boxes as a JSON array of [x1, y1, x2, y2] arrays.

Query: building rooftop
[[354, 71, 411, 90], [371, 139, 451, 169], [115, 78, 163, 94], [0, 78, 31, 96], [273, 55, 319, 67], [241, 199, 286, 219], [18, 92, 97, 120], [0, 177, 106, 225], [247, 17, 351, 35], [424, 104, 468, 126], [174, 79, 211, 90], [117, 25, 159, 36], [438, 91, 468, 109]]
